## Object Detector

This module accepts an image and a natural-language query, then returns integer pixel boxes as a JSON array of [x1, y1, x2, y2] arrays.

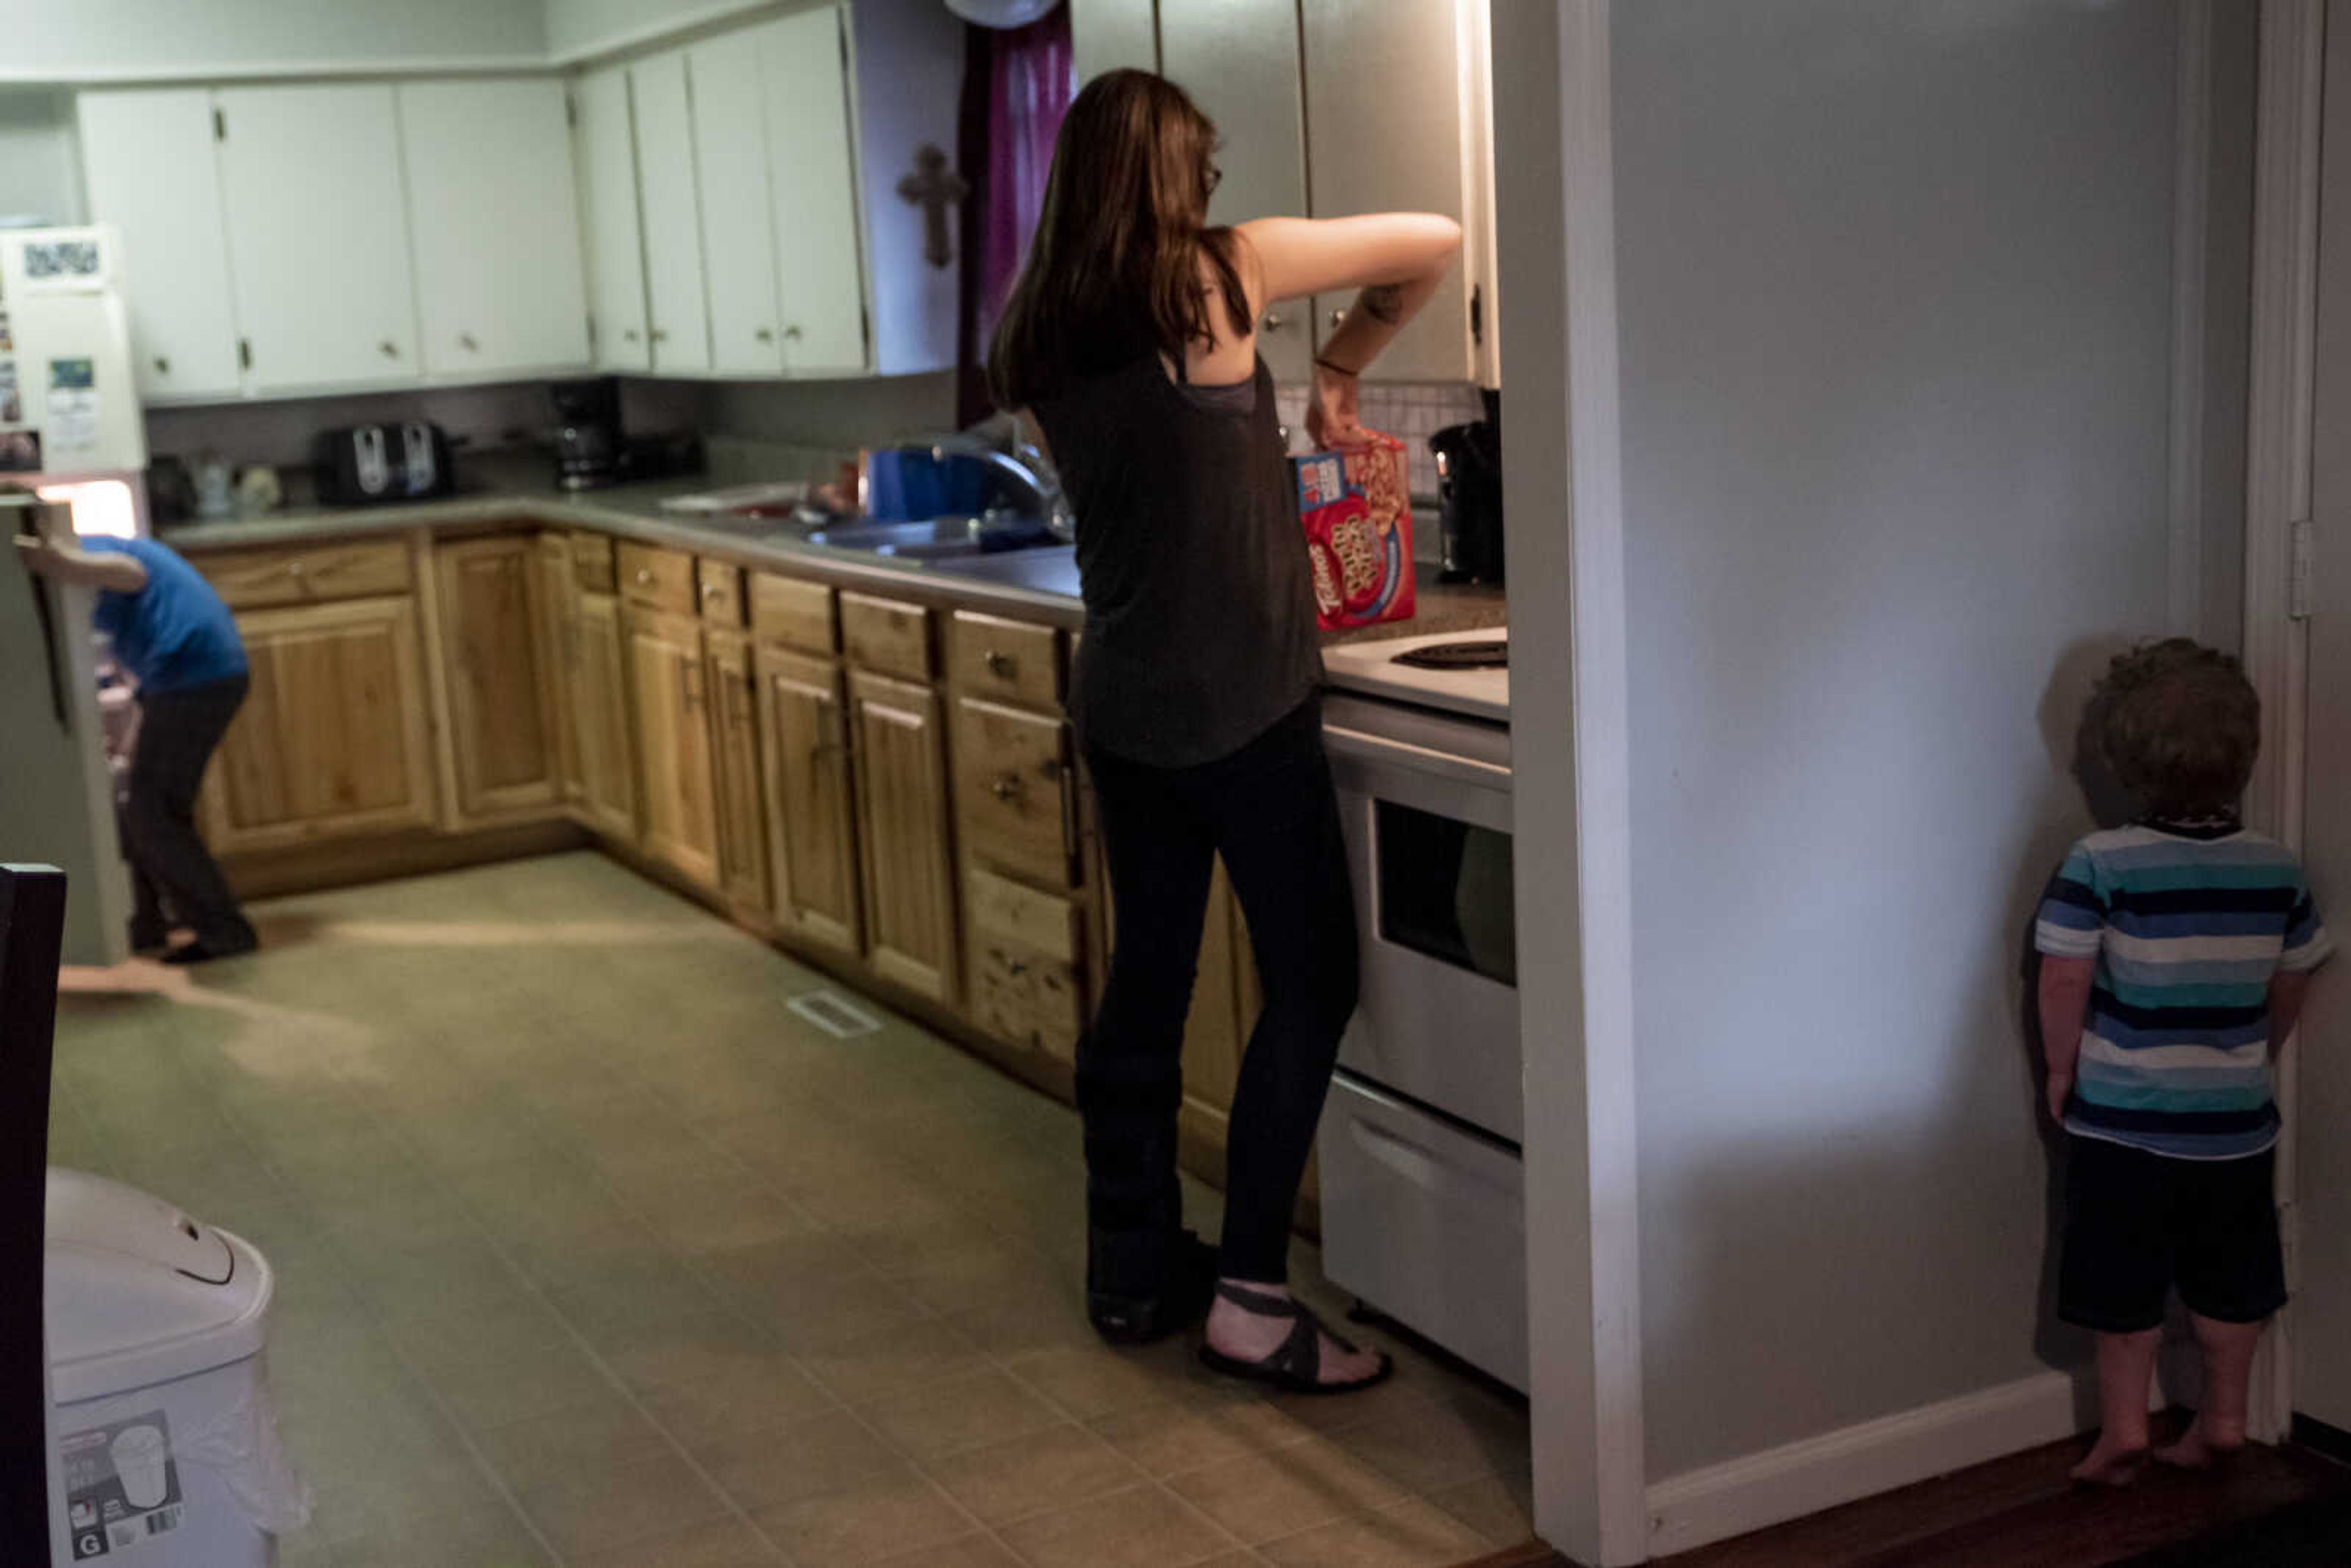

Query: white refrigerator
[[1, 225, 150, 968]]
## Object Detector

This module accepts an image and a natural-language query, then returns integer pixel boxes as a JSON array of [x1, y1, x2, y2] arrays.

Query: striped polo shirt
[[2036, 820, 2331, 1160]]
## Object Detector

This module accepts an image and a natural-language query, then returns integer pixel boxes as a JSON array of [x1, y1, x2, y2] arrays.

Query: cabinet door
[[629, 50, 713, 374], [759, 645, 863, 956], [575, 64, 652, 372], [705, 627, 771, 908], [573, 591, 639, 841], [626, 605, 721, 887], [688, 39, 784, 375], [536, 533, 585, 810], [75, 89, 242, 401], [1071, 0, 1159, 82], [1300, 0, 1472, 382], [214, 84, 421, 391], [435, 536, 560, 822], [758, 7, 870, 375], [400, 79, 591, 378], [1160, 1, 1313, 383], [849, 669, 958, 1003], [200, 597, 437, 853]]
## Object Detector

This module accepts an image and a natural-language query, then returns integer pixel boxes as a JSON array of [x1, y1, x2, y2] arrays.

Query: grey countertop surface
[[157, 453, 1507, 644]]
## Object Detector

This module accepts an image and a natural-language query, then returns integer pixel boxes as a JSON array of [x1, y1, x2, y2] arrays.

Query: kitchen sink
[[800, 516, 1062, 561]]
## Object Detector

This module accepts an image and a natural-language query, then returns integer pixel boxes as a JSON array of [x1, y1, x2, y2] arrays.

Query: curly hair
[[2093, 639, 2260, 820]]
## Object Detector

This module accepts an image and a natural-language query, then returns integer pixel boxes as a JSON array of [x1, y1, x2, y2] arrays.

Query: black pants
[[126, 675, 254, 948], [1081, 697, 1360, 1287]]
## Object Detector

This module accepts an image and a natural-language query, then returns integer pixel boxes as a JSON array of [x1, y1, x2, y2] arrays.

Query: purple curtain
[[957, 4, 1075, 422]]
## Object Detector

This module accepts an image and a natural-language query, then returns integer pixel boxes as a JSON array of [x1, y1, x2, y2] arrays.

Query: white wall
[[0, 1, 546, 82], [0, 90, 84, 225], [542, 0, 774, 62], [1611, 0, 2183, 1479]]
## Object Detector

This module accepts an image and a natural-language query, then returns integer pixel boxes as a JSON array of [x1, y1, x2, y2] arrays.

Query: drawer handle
[[983, 649, 1012, 677]]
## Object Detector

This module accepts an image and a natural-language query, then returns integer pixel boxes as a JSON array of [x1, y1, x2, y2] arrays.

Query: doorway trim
[[2241, 0, 2326, 1445], [1495, 1, 1651, 1562]]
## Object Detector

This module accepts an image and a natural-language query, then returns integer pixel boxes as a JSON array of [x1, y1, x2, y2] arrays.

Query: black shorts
[[2059, 1135, 2287, 1334]]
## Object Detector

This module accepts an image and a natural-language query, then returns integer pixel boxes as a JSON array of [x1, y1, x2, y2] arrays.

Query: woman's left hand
[[1307, 361, 1365, 449]]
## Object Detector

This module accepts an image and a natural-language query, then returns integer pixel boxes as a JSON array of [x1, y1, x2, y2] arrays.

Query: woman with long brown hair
[[990, 69, 1460, 1394]]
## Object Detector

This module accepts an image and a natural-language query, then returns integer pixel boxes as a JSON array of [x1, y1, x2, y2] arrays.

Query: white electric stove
[[1314, 623, 1526, 1390], [1321, 627, 1509, 724]]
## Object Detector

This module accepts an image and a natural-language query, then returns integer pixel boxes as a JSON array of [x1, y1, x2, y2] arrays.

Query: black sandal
[[1198, 1282, 1394, 1395]]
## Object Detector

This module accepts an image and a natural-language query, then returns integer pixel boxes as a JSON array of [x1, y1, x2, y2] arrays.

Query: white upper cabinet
[[1300, 0, 1473, 383], [1071, 0, 1158, 83], [688, 39, 784, 375], [214, 84, 422, 394], [846, 0, 963, 376], [75, 89, 241, 402], [629, 49, 713, 375], [759, 8, 869, 376], [574, 64, 651, 372], [1159, 0, 1313, 384], [399, 80, 590, 379]]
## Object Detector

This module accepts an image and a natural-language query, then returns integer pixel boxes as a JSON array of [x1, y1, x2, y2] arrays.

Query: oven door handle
[[1321, 724, 1513, 791]]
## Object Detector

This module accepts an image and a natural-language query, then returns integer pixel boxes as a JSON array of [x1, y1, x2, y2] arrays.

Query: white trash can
[[47, 1169, 309, 1567]]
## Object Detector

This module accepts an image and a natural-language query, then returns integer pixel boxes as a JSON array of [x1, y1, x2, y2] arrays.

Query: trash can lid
[[46, 1168, 273, 1405]]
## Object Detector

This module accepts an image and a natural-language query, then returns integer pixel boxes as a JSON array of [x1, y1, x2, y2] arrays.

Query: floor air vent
[[787, 989, 882, 1038]]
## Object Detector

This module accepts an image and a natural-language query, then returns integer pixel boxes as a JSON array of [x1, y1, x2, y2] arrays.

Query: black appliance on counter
[[551, 377, 702, 490], [315, 422, 456, 506], [552, 377, 623, 490], [1428, 388, 1503, 585]]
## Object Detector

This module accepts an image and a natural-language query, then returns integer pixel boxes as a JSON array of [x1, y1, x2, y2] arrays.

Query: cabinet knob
[[1261, 312, 1285, 333], [153, 354, 171, 375], [650, 328, 670, 343], [286, 560, 305, 577], [983, 649, 1011, 677], [458, 332, 479, 352], [636, 568, 653, 586], [1329, 307, 1347, 329], [624, 328, 641, 343], [990, 775, 1021, 802], [784, 325, 803, 341], [755, 328, 774, 344], [380, 340, 400, 358]]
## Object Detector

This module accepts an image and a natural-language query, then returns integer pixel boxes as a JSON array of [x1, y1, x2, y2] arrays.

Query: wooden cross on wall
[[898, 144, 968, 269]]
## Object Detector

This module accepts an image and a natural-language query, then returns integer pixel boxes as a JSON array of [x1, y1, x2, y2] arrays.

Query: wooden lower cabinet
[[757, 643, 863, 956], [200, 595, 438, 853], [848, 668, 959, 1003], [704, 627, 769, 909], [951, 697, 1078, 889], [624, 604, 721, 890], [568, 590, 638, 842], [966, 865, 1084, 1060], [434, 535, 560, 822], [535, 533, 584, 809]]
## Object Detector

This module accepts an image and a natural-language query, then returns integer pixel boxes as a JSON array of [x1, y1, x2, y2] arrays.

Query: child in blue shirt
[[2036, 639, 2331, 1485]]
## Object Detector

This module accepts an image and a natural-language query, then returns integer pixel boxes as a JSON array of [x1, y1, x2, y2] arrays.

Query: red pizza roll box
[[1292, 432, 1417, 632]]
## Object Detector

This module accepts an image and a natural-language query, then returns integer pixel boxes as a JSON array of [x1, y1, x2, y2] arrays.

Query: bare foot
[[1204, 1283, 1386, 1389], [2069, 1431, 2150, 1488], [2154, 1416, 2246, 1471]]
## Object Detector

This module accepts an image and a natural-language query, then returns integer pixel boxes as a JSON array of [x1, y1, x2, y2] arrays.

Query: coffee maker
[[551, 378, 623, 490], [1428, 388, 1503, 584]]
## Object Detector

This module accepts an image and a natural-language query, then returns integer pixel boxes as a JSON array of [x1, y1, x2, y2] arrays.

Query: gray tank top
[[1036, 354, 1322, 768]]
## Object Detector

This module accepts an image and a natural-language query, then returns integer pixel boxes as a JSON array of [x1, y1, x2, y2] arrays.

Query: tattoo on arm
[[1359, 284, 1404, 326]]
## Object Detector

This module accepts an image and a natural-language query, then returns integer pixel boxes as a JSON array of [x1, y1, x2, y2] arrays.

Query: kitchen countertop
[[157, 454, 1507, 646]]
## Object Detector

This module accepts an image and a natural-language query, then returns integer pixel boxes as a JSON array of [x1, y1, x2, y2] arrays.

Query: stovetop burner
[[1392, 638, 1507, 671]]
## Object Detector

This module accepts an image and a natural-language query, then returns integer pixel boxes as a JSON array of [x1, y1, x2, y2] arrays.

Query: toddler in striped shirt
[[2036, 640, 2331, 1486]]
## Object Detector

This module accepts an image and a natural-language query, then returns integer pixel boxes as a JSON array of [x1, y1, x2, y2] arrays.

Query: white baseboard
[[1643, 1370, 2093, 1558]]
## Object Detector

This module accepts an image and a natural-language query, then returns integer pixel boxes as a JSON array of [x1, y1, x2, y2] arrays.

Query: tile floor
[[48, 852, 1532, 1568]]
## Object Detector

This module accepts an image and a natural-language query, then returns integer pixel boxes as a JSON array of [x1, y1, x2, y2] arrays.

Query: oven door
[[1324, 715, 1520, 1143]]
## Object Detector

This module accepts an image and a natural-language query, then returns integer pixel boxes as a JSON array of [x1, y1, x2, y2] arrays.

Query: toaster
[[315, 422, 456, 506]]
